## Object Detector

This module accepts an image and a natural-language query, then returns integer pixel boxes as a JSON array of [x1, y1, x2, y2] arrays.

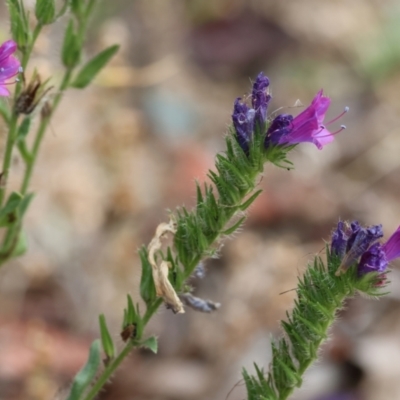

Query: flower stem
[[82, 340, 135, 400], [20, 69, 72, 195], [0, 116, 18, 206]]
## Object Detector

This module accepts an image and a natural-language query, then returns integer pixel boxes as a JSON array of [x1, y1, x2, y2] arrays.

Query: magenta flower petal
[[312, 126, 334, 149], [0, 40, 17, 63], [283, 90, 333, 149], [382, 226, 400, 262], [0, 40, 20, 97], [0, 86, 10, 96]]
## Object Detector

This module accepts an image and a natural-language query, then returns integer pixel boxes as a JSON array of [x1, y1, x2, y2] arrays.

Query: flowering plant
[[0, 2, 393, 400]]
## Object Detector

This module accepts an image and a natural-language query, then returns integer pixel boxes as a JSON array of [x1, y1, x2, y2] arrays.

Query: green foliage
[[70, 0, 85, 18], [7, 0, 29, 49], [99, 314, 115, 360], [35, 0, 56, 24], [243, 246, 388, 400], [0, 193, 34, 262], [71, 45, 119, 89], [0, 99, 11, 123], [0, 192, 23, 227], [62, 20, 81, 68], [139, 247, 157, 306], [66, 340, 101, 400], [140, 336, 158, 354], [16, 117, 31, 141], [173, 128, 292, 277]]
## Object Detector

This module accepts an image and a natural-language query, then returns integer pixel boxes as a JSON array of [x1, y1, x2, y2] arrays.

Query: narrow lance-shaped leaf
[[35, 0, 55, 24], [0, 192, 22, 227], [126, 294, 137, 324], [61, 20, 81, 68], [0, 99, 10, 123], [10, 230, 28, 257], [7, 0, 29, 49], [239, 190, 262, 211], [99, 314, 115, 359], [221, 216, 245, 236], [139, 247, 156, 306], [71, 45, 119, 89], [66, 340, 101, 400], [16, 117, 31, 141]]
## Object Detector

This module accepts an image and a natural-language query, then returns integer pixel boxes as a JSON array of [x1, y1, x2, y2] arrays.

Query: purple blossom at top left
[[0, 40, 21, 97]]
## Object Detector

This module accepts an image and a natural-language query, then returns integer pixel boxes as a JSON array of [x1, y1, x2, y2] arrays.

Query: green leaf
[[0, 99, 11, 123], [16, 117, 31, 141], [66, 340, 101, 400], [0, 192, 22, 227], [61, 20, 81, 68], [99, 314, 115, 359], [141, 336, 158, 354], [17, 141, 32, 163], [7, 0, 29, 48], [55, 0, 69, 19], [71, 45, 119, 89], [19, 193, 34, 216], [239, 190, 262, 211], [221, 216, 245, 236], [126, 294, 137, 324], [70, 0, 84, 18], [35, 0, 55, 24], [139, 247, 156, 306], [10, 229, 28, 257]]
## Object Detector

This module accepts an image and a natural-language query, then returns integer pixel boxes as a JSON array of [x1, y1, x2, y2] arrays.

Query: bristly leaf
[[70, 0, 84, 18], [221, 216, 245, 236], [61, 19, 81, 68], [71, 45, 119, 89], [0, 192, 22, 227], [7, 0, 29, 49], [16, 117, 31, 142], [0, 99, 11, 123], [35, 0, 55, 24], [141, 336, 158, 354], [139, 247, 156, 306], [99, 314, 115, 360], [66, 340, 101, 400], [239, 190, 262, 211]]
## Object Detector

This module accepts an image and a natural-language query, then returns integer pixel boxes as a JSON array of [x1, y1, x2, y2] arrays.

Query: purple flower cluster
[[331, 221, 400, 279], [0, 40, 20, 97], [231, 72, 347, 153]]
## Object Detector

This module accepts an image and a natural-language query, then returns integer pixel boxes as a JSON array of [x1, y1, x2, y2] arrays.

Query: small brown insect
[[120, 323, 136, 342]]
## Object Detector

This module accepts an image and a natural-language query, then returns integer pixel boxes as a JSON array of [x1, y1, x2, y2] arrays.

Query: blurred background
[[1, 0, 400, 399]]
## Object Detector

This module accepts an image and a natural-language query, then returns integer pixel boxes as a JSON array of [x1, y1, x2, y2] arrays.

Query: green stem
[[0, 23, 43, 206], [81, 297, 163, 400], [20, 69, 72, 195], [79, 176, 261, 400], [0, 117, 18, 206], [82, 340, 135, 400]]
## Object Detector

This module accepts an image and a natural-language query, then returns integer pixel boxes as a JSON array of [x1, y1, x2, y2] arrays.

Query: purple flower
[[331, 221, 352, 259], [251, 72, 271, 127], [0, 40, 20, 97], [358, 243, 387, 275], [231, 73, 347, 153], [232, 98, 255, 153], [265, 113, 293, 148], [358, 226, 400, 276], [382, 226, 400, 260], [332, 221, 400, 279], [268, 90, 347, 150], [332, 221, 383, 275]]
